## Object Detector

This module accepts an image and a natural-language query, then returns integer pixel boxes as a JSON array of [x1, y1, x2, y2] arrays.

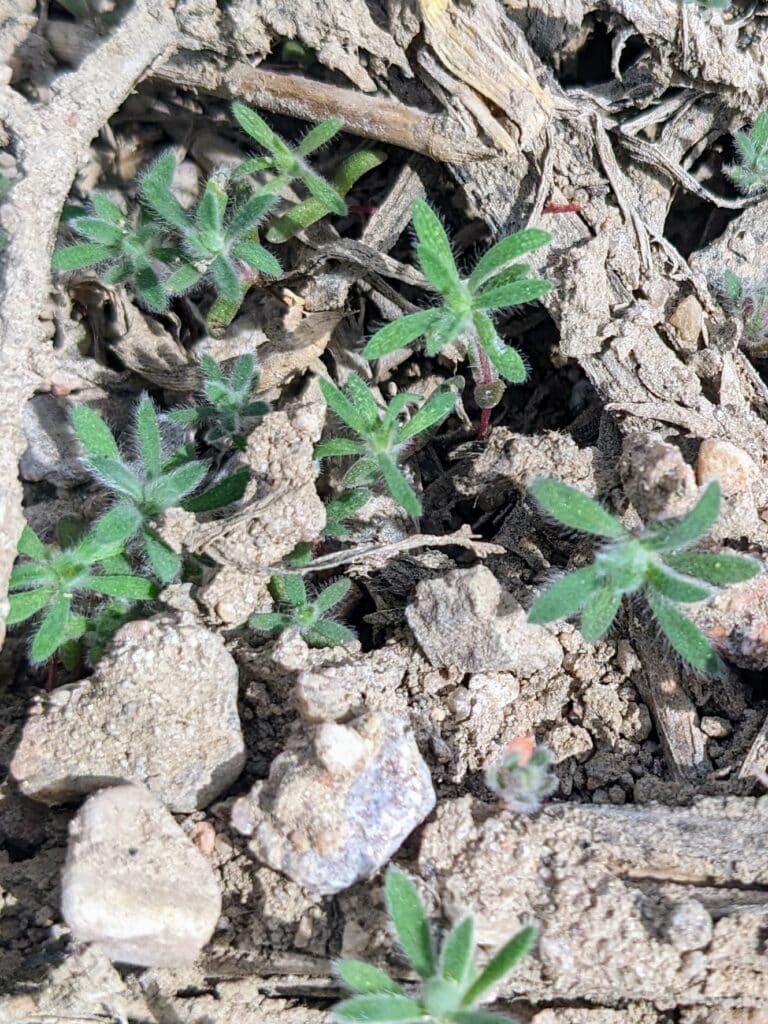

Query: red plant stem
[[478, 407, 491, 439], [543, 202, 582, 214]]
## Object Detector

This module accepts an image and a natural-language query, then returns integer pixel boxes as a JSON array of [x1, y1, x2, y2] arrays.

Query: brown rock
[[696, 439, 758, 495]]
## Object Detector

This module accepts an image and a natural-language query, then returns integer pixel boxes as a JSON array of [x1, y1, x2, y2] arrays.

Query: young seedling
[[232, 102, 347, 216], [8, 512, 156, 665], [168, 353, 269, 450], [485, 737, 557, 814], [332, 866, 536, 1024], [722, 270, 768, 354], [527, 479, 760, 673], [315, 372, 460, 517], [363, 199, 551, 426], [71, 395, 249, 582], [52, 195, 176, 312], [139, 152, 282, 305], [725, 111, 768, 193], [249, 574, 354, 648]]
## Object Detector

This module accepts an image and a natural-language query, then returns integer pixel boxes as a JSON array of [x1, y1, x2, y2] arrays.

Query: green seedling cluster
[[140, 155, 281, 304], [315, 372, 460, 517], [726, 111, 768, 194], [249, 574, 355, 648], [8, 513, 156, 665], [362, 200, 551, 408], [52, 195, 177, 311], [527, 479, 759, 672], [71, 395, 248, 582], [485, 737, 557, 814], [332, 866, 535, 1023], [52, 104, 383, 325], [168, 352, 268, 450]]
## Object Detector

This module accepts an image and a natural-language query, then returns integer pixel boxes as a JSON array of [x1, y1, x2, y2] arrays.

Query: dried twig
[[151, 53, 493, 164], [266, 525, 504, 576]]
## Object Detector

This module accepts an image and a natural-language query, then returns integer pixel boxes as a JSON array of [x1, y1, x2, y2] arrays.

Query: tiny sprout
[[52, 194, 175, 312], [722, 270, 768, 354], [71, 395, 249, 582], [725, 111, 768, 194], [485, 737, 557, 814], [332, 866, 536, 1024], [249, 574, 355, 648], [232, 102, 347, 216], [315, 372, 460, 517], [140, 151, 282, 305], [363, 199, 551, 416], [8, 514, 156, 665], [527, 479, 760, 673], [168, 353, 268, 450]]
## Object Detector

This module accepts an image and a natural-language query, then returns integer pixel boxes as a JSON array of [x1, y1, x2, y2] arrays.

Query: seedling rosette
[[315, 372, 461, 517], [527, 479, 760, 672], [71, 395, 249, 583], [332, 866, 535, 1023], [363, 200, 551, 420], [249, 574, 354, 648]]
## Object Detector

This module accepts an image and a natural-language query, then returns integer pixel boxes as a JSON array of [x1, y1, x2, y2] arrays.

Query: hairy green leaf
[[473, 278, 551, 311], [304, 619, 356, 647], [411, 198, 458, 292], [379, 453, 420, 517], [319, 377, 372, 435], [645, 590, 720, 673], [296, 117, 343, 156], [439, 917, 475, 987], [30, 592, 71, 664], [314, 577, 351, 614], [647, 482, 720, 551], [182, 467, 248, 513], [302, 170, 347, 216], [71, 405, 121, 460], [79, 575, 157, 599], [140, 151, 189, 232], [232, 241, 282, 277], [580, 587, 622, 642], [232, 102, 280, 152], [8, 588, 53, 625], [468, 228, 550, 292], [136, 396, 162, 479], [530, 480, 627, 539], [385, 868, 435, 980], [17, 525, 48, 560], [332, 993, 426, 1022], [461, 926, 536, 1006], [662, 551, 760, 584], [141, 529, 180, 583], [52, 242, 113, 271], [249, 612, 291, 632], [395, 389, 457, 444], [528, 565, 600, 624], [335, 960, 402, 996], [315, 438, 365, 459], [363, 310, 439, 360], [646, 565, 711, 603]]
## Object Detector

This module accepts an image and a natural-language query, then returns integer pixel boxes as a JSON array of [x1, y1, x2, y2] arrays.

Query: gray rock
[[231, 712, 435, 895], [664, 899, 713, 953], [61, 784, 221, 967], [20, 393, 89, 485], [11, 614, 244, 812], [406, 565, 561, 675]]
